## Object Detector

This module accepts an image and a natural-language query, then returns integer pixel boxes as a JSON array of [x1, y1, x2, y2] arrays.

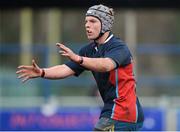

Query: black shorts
[[94, 117, 143, 131]]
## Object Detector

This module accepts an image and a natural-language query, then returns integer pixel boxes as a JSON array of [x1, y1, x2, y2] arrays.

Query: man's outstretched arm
[[57, 43, 116, 72], [16, 59, 75, 83]]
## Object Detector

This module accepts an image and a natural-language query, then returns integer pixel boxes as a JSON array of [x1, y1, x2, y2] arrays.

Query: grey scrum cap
[[86, 4, 114, 34]]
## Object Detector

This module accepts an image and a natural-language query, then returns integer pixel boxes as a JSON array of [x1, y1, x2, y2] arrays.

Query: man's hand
[[16, 59, 42, 83], [56, 43, 81, 63]]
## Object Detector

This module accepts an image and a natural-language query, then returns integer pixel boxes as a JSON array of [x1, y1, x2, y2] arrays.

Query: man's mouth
[[87, 30, 92, 34], [87, 31, 92, 36]]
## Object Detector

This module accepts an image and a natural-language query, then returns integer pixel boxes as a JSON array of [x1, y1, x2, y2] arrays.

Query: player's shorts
[[94, 117, 143, 131]]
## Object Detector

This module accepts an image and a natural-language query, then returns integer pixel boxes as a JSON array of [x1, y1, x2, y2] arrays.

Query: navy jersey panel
[[103, 39, 132, 68], [136, 97, 144, 123], [65, 61, 84, 76]]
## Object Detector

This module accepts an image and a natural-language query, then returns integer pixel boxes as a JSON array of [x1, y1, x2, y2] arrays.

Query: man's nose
[[85, 22, 90, 28]]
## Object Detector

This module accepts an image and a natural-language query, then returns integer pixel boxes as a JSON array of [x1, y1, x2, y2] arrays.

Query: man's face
[[85, 16, 101, 40]]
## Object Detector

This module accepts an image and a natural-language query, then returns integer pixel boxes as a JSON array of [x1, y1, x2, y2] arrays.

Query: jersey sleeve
[[104, 42, 132, 68], [65, 46, 87, 77]]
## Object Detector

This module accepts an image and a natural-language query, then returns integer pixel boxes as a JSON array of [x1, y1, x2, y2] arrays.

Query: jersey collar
[[94, 32, 114, 51], [104, 34, 113, 44]]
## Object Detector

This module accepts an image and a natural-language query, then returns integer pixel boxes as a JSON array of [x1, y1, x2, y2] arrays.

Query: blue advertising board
[[177, 109, 180, 131], [141, 107, 165, 131], [0, 107, 165, 131], [0, 107, 100, 131]]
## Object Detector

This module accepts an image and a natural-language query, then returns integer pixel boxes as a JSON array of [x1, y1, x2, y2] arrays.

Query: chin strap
[[94, 32, 104, 41]]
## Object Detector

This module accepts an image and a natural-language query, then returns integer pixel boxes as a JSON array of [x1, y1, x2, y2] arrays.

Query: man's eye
[[90, 20, 96, 23]]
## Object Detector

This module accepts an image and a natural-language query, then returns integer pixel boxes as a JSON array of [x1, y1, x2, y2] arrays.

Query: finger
[[18, 65, 33, 70], [22, 76, 30, 83], [60, 44, 69, 50], [16, 70, 21, 74], [56, 43, 62, 47], [56, 43, 69, 51], [32, 59, 38, 68], [16, 69, 27, 74], [17, 73, 28, 79], [60, 53, 69, 57], [56, 43, 65, 49], [59, 50, 66, 54]]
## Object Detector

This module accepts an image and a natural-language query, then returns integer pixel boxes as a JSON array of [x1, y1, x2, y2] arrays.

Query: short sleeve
[[104, 42, 131, 68], [65, 61, 85, 76], [65, 46, 87, 76]]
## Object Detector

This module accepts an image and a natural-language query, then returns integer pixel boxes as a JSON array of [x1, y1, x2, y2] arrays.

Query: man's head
[[85, 4, 114, 40]]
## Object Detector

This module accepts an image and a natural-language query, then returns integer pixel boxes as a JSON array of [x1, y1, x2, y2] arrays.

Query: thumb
[[32, 59, 39, 68]]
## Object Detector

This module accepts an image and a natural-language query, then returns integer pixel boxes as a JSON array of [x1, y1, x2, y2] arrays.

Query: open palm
[[16, 59, 42, 83]]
